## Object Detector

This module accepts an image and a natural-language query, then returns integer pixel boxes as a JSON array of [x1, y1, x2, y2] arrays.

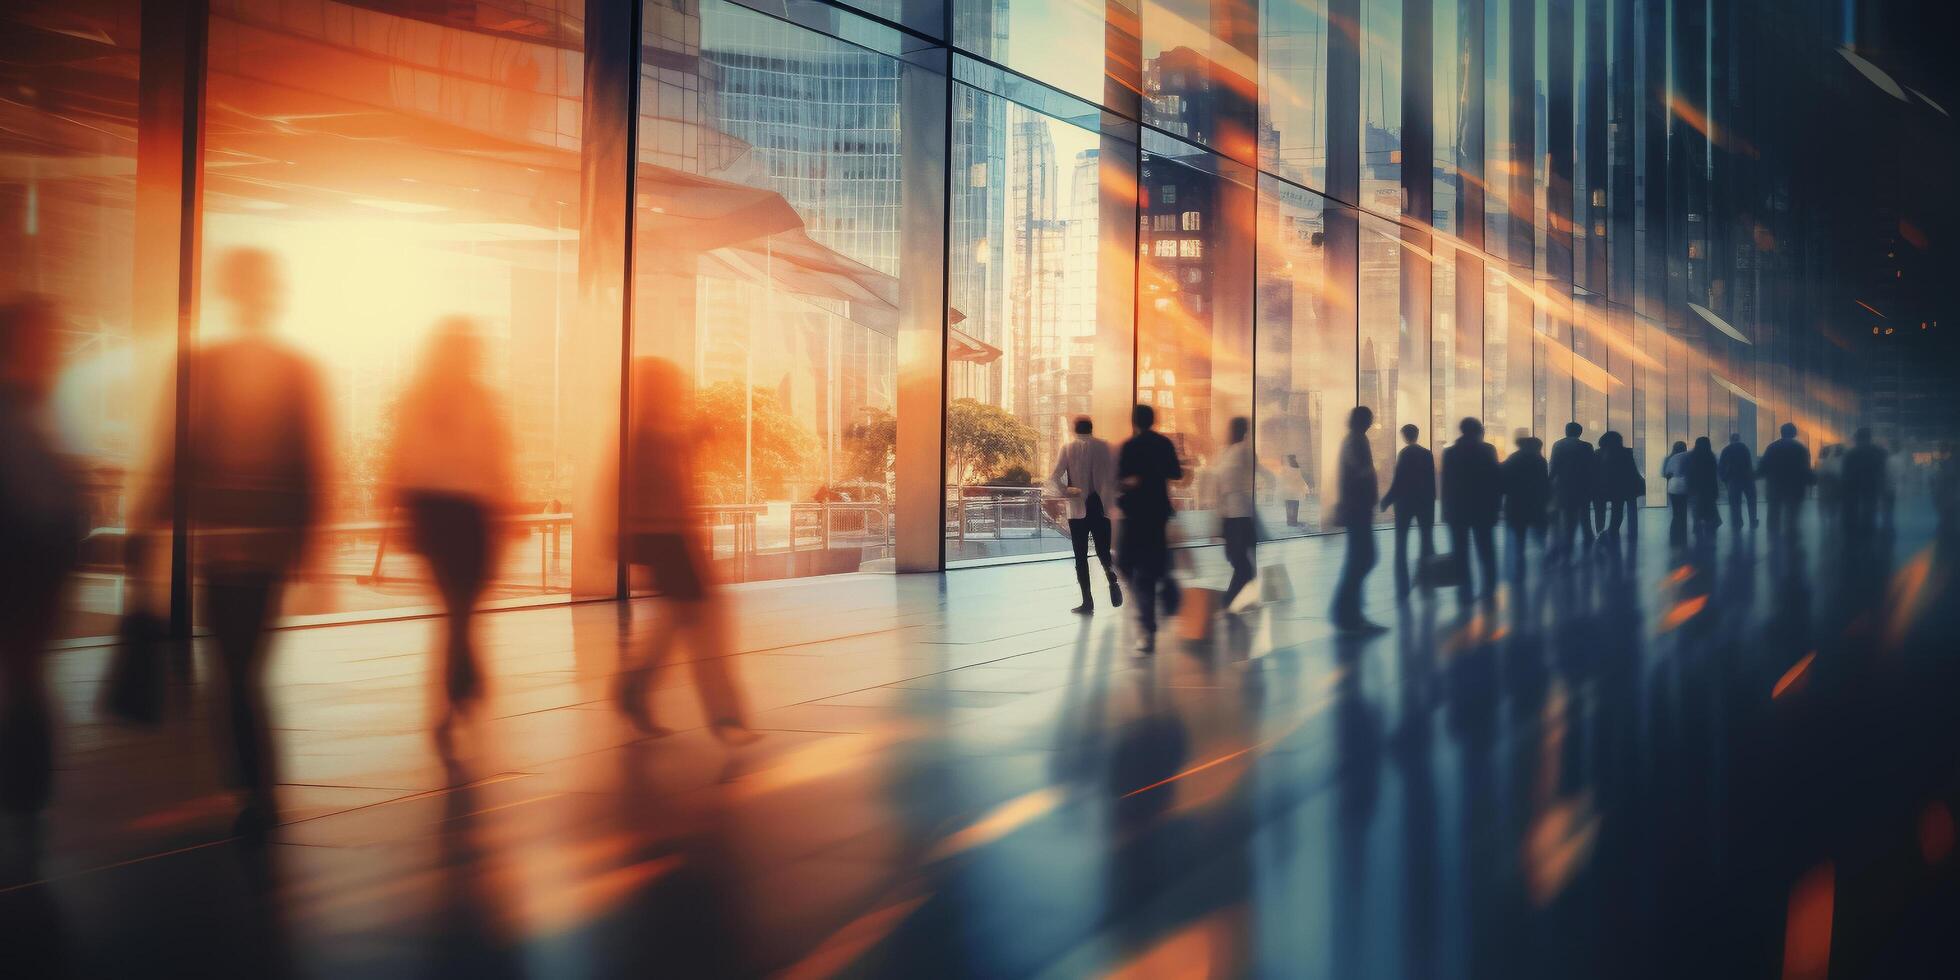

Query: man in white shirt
[[1049, 416, 1123, 614], [1215, 416, 1260, 609]]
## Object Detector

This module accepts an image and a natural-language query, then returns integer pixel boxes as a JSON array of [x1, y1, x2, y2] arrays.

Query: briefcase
[[1415, 553, 1464, 590]]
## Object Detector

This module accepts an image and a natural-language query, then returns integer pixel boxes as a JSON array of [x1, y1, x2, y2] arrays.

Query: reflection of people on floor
[[1330, 407, 1384, 633], [1442, 418, 1500, 600], [615, 357, 755, 745], [1214, 416, 1264, 611], [1758, 423, 1812, 539], [1048, 415, 1121, 615], [0, 296, 83, 826], [1381, 423, 1436, 595], [173, 249, 328, 835], [387, 318, 515, 755], [1501, 432, 1550, 582], [1116, 404, 1182, 655]]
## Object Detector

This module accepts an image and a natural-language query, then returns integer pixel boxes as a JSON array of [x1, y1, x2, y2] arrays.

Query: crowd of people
[[1047, 404, 1939, 648], [1, 250, 750, 843]]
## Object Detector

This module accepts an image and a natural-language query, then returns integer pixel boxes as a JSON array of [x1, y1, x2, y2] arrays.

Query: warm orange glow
[[1772, 653, 1816, 699], [1122, 744, 1259, 799], [1884, 548, 1937, 650], [1664, 564, 1695, 585], [1659, 595, 1708, 631], [1921, 803, 1956, 865], [1782, 863, 1835, 980], [780, 895, 932, 980], [929, 788, 1066, 860]]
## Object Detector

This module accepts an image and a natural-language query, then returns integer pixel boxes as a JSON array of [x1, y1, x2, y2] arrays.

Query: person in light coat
[[1049, 416, 1122, 614]]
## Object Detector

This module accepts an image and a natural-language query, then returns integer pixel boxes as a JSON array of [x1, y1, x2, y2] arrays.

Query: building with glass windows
[[0, 0, 1939, 634]]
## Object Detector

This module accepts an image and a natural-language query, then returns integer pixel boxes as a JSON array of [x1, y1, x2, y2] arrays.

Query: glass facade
[[6, 0, 1868, 635]]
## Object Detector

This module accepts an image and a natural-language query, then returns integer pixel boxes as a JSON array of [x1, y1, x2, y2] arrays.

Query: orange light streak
[[1659, 595, 1707, 631], [1781, 862, 1834, 980], [1771, 652, 1815, 699]]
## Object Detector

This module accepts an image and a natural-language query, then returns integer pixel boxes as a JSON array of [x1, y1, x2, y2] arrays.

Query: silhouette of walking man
[[1594, 431, 1643, 551], [1840, 427, 1888, 537], [1502, 432, 1550, 580], [1049, 416, 1122, 615], [1687, 436, 1721, 539], [1215, 416, 1262, 611], [1116, 404, 1182, 654], [1757, 422, 1812, 538], [1441, 417, 1501, 599], [1380, 423, 1436, 595], [1719, 432, 1758, 530], [1330, 407, 1385, 633], [1548, 422, 1596, 561]]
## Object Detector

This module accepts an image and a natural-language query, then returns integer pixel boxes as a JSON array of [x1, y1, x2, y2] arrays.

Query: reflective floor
[[7, 506, 1960, 978]]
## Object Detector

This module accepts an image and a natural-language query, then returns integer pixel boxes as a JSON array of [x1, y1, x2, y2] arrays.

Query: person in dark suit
[[1329, 406, 1385, 633], [1594, 431, 1644, 550], [1379, 423, 1436, 595], [1840, 427, 1889, 537], [1687, 436, 1721, 538], [1719, 433, 1758, 530], [1441, 418, 1501, 599], [1757, 422, 1812, 538], [0, 297, 83, 823], [1501, 433, 1551, 581], [1548, 422, 1598, 562], [1117, 404, 1183, 654]]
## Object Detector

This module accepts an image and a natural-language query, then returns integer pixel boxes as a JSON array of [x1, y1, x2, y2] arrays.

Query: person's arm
[[1048, 447, 1075, 497]]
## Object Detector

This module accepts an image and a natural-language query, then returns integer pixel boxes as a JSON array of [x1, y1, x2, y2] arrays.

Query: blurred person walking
[[1441, 418, 1501, 599], [1049, 416, 1122, 615], [1500, 432, 1550, 581], [1757, 423, 1812, 539], [1548, 422, 1597, 561], [0, 297, 83, 830], [1720, 433, 1758, 530], [1595, 431, 1644, 551], [1687, 437, 1722, 539], [615, 357, 754, 745], [1214, 416, 1263, 611], [1329, 407, 1385, 633], [1840, 427, 1889, 537], [1116, 404, 1182, 654], [1663, 440, 1691, 546], [387, 319, 515, 753], [174, 249, 328, 835], [1379, 423, 1436, 596]]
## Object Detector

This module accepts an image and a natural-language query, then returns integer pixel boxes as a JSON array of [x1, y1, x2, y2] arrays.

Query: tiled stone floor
[[7, 504, 1960, 978]]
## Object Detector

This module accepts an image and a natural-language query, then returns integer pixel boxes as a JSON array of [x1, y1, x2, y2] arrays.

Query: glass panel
[[1142, 0, 1260, 164], [1360, 0, 1402, 219], [2, 1, 150, 641], [1255, 175, 1348, 536], [198, 0, 588, 621], [1358, 213, 1402, 520], [1138, 145, 1254, 540], [1485, 0, 1512, 262], [955, 0, 1124, 110], [832, 0, 949, 40], [1259, 0, 1329, 189], [631, 0, 911, 583], [945, 87, 1108, 563]]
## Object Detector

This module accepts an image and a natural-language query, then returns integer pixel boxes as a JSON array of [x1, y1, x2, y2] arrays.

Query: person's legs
[[1669, 494, 1687, 544], [1417, 507, 1436, 558], [1088, 515, 1121, 604], [1332, 526, 1378, 627], [415, 497, 491, 710], [1746, 484, 1759, 526], [0, 633, 54, 815], [1392, 508, 1414, 591], [204, 566, 282, 813], [1507, 523, 1527, 581], [1068, 517, 1094, 610], [1728, 485, 1744, 530], [1449, 521, 1472, 597], [1222, 516, 1255, 608], [1472, 523, 1498, 596]]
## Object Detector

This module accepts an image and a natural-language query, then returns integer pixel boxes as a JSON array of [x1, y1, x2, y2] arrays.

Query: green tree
[[947, 398, 1037, 486], [692, 381, 819, 504], [842, 407, 897, 486]]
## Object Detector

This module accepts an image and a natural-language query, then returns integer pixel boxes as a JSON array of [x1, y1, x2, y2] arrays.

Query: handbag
[[102, 609, 170, 725], [1416, 552, 1465, 589]]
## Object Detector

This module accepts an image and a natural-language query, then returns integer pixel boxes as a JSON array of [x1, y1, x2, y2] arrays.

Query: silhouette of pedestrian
[[1049, 415, 1122, 614], [387, 319, 515, 755], [1214, 416, 1263, 611], [1687, 436, 1721, 538], [1840, 427, 1888, 537], [1663, 440, 1691, 545], [1719, 433, 1758, 530], [1441, 418, 1501, 599], [1757, 422, 1812, 538], [1501, 432, 1550, 581], [1116, 404, 1183, 654], [615, 357, 754, 745], [175, 249, 328, 835], [1548, 422, 1597, 561], [1594, 431, 1643, 551], [0, 297, 83, 825], [1330, 407, 1385, 633], [1380, 423, 1436, 596]]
